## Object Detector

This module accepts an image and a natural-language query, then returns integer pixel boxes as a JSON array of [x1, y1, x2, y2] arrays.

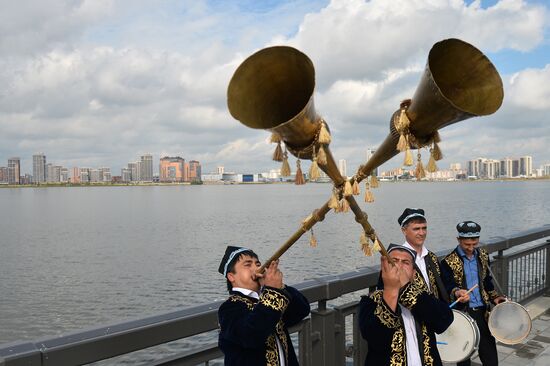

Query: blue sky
[[0, 0, 549, 176]]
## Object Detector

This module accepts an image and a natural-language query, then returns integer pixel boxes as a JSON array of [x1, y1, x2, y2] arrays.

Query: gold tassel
[[270, 132, 282, 143], [364, 182, 374, 203], [340, 198, 350, 213], [372, 237, 382, 252], [328, 190, 339, 210], [309, 160, 320, 181], [272, 142, 283, 162], [343, 180, 353, 197], [317, 145, 327, 166], [370, 174, 379, 188], [352, 180, 360, 195], [432, 142, 443, 161], [318, 121, 331, 144], [295, 159, 305, 185], [309, 229, 317, 247], [398, 109, 411, 130], [281, 150, 291, 177], [415, 152, 426, 179], [360, 232, 372, 256], [397, 133, 408, 152], [432, 130, 441, 143], [404, 148, 413, 166], [427, 153, 438, 173]]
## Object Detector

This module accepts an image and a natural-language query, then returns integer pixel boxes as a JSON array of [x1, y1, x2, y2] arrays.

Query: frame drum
[[488, 301, 532, 344], [436, 309, 480, 363]]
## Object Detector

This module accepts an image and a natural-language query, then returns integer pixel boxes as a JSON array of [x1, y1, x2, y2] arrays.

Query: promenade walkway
[[466, 295, 550, 366]]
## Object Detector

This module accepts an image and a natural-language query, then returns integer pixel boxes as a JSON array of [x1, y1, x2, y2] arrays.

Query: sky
[[1, 0, 549, 176]]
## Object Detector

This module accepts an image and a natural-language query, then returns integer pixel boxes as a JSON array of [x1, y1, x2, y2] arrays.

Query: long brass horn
[[355, 38, 504, 181], [227, 46, 344, 184]]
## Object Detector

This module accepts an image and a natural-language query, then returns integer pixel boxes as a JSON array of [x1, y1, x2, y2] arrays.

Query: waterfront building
[[338, 159, 347, 178], [467, 158, 486, 178], [159, 156, 185, 182], [450, 163, 462, 171], [483, 159, 501, 179], [80, 168, 91, 183], [128, 162, 139, 182], [201, 173, 223, 182], [520, 156, 533, 177], [90, 169, 100, 183], [33, 153, 46, 183], [71, 167, 81, 183], [20, 174, 32, 185], [140, 154, 153, 182], [366, 147, 379, 177], [46, 164, 62, 183], [0, 166, 7, 183], [121, 168, 132, 182], [216, 166, 224, 174], [544, 164, 550, 177], [500, 158, 514, 178], [188, 160, 201, 182], [60, 168, 69, 183], [7, 157, 20, 184], [99, 167, 111, 182]]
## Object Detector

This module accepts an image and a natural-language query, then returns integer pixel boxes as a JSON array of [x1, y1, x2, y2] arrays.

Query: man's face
[[389, 250, 415, 282], [457, 237, 479, 257], [401, 220, 427, 248], [227, 254, 262, 292]]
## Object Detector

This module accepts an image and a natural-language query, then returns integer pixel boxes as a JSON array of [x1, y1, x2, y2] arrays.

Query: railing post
[[332, 307, 346, 365], [492, 250, 509, 297], [545, 240, 550, 295], [310, 300, 337, 366]]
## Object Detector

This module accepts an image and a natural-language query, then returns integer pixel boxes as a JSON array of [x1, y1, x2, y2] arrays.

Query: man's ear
[[227, 272, 235, 283]]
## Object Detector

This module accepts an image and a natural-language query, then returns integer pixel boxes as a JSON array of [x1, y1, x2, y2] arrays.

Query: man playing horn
[[359, 244, 453, 365], [217, 246, 310, 366], [397, 208, 449, 302], [440, 221, 506, 366]]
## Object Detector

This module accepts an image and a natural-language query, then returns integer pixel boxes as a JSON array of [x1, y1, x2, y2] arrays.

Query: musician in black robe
[[359, 244, 453, 366], [217, 246, 310, 366], [440, 221, 506, 366]]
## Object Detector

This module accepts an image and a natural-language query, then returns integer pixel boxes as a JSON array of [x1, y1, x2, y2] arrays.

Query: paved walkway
[[462, 295, 550, 366]]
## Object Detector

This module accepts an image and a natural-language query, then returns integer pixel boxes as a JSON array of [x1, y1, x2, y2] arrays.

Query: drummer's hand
[[455, 289, 470, 303], [494, 296, 506, 304], [262, 260, 284, 289]]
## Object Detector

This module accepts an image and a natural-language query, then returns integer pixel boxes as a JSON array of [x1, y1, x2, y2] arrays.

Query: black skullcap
[[387, 243, 417, 260], [218, 246, 255, 277], [398, 208, 426, 227], [456, 221, 481, 238]]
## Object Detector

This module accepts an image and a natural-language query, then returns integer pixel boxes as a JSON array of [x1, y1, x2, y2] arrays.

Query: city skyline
[[1, 1, 549, 176]]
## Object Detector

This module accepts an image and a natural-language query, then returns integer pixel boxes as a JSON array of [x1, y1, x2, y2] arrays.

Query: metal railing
[[1, 225, 549, 366]]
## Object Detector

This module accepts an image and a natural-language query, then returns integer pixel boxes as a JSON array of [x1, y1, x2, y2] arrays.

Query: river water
[[1, 181, 549, 352]]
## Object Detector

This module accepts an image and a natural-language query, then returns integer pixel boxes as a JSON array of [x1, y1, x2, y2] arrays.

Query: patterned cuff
[[398, 279, 425, 309], [450, 287, 461, 302], [488, 289, 500, 302], [260, 286, 290, 312]]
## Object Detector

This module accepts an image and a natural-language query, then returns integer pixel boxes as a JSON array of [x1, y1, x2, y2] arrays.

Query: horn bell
[[227, 46, 321, 159]]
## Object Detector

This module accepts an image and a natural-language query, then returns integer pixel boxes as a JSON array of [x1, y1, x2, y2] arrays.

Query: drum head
[[436, 309, 480, 363], [488, 301, 532, 345]]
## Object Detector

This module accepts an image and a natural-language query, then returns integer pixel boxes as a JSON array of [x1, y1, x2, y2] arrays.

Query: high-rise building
[[483, 159, 500, 179], [128, 162, 139, 182], [217, 166, 224, 174], [519, 156, 533, 177], [188, 160, 201, 182], [121, 168, 132, 182], [450, 163, 462, 171], [500, 158, 514, 178], [80, 168, 91, 183], [0, 167, 7, 183], [60, 168, 69, 183], [140, 154, 153, 182], [338, 159, 347, 178], [159, 156, 185, 182], [7, 157, 20, 184], [71, 167, 81, 183], [33, 153, 46, 183], [46, 164, 62, 183], [366, 148, 379, 177]]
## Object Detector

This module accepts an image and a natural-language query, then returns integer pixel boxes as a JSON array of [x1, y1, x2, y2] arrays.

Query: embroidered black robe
[[218, 285, 310, 366], [359, 278, 453, 366]]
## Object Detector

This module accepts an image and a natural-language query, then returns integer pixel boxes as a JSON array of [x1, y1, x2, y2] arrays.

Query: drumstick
[[449, 284, 479, 309]]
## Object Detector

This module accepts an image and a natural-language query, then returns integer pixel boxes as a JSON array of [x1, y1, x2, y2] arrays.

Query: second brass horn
[[355, 38, 504, 181]]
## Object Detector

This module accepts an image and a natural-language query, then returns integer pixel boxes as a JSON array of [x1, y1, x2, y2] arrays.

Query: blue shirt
[[456, 246, 484, 308]]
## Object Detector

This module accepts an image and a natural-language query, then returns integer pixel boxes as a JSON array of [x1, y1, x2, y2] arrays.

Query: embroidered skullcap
[[387, 243, 417, 260], [218, 246, 256, 277], [456, 221, 481, 238], [398, 208, 426, 227]]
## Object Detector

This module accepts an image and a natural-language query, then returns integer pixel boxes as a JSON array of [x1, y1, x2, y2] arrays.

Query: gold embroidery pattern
[[390, 328, 406, 366], [429, 252, 441, 275], [444, 252, 464, 288], [371, 291, 400, 328], [265, 335, 279, 366], [422, 324, 434, 366], [413, 271, 430, 293], [229, 295, 255, 310], [428, 269, 439, 298], [276, 320, 288, 363], [399, 279, 424, 309], [260, 288, 289, 312]]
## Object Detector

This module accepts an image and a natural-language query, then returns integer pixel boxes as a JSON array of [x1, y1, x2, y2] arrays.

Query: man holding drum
[[397, 208, 449, 302], [359, 244, 453, 366], [440, 221, 506, 366]]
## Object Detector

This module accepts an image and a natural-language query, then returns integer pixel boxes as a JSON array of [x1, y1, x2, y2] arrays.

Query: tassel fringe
[[427, 153, 438, 173], [404, 148, 413, 166], [370, 174, 379, 188], [318, 122, 331, 144], [270, 132, 281, 143], [328, 191, 339, 210], [372, 237, 381, 252], [340, 198, 350, 213], [432, 142, 443, 161], [415, 153, 426, 179], [360, 232, 372, 256], [309, 160, 320, 181], [364, 182, 374, 203], [352, 180, 360, 195], [309, 229, 317, 247], [317, 145, 327, 166], [281, 151, 291, 177], [344, 180, 353, 197], [295, 159, 305, 185], [272, 142, 283, 162], [397, 133, 408, 152]]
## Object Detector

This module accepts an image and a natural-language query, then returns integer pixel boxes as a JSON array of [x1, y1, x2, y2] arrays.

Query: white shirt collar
[[232, 287, 260, 299], [403, 241, 429, 258]]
